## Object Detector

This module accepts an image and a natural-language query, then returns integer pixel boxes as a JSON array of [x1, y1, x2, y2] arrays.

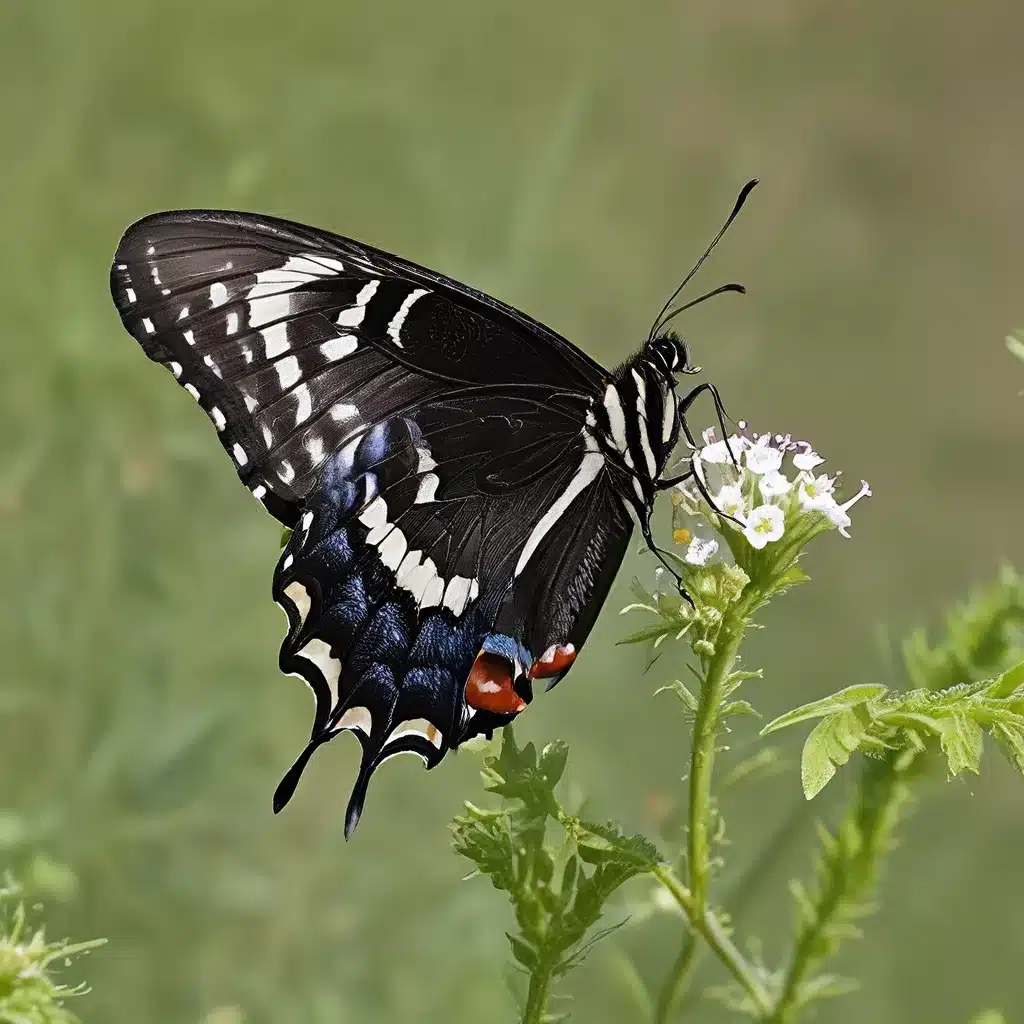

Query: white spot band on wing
[[603, 384, 628, 454], [515, 441, 605, 577], [386, 288, 429, 348]]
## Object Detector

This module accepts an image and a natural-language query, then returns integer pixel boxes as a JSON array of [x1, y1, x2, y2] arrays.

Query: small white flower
[[743, 504, 785, 549], [759, 470, 792, 499], [793, 445, 824, 471], [826, 505, 852, 537], [828, 480, 872, 538], [713, 482, 747, 520], [797, 473, 837, 511], [744, 437, 783, 475], [699, 434, 747, 465], [685, 536, 719, 565]]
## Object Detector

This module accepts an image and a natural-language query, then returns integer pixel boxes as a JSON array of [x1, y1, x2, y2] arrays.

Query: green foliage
[[762, 561, 1024, 1022], [0, 876, 104, 1024], [764, 569, 1024, 798], [763, 666, 1024, 798], [451, 731, 660, 1020], [901, 566, 1024, 692], [462, 505, 1023, 1021], [764, 754, 912, 1020]]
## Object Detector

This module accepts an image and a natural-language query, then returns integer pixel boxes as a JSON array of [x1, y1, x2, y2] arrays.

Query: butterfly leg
[[638, 510, 694, 606], [658, 462, 745, 530], [676, 380, 740, 471]]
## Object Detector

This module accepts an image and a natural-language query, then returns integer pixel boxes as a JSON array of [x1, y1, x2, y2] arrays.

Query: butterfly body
[[110, 206, 734, 835]]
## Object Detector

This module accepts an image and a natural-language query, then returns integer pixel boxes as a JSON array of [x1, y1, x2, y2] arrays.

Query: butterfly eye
[[465, 651, 526, 714]]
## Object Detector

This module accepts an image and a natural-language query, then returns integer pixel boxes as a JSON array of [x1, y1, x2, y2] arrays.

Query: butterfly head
[[647, 331, 701, 377]]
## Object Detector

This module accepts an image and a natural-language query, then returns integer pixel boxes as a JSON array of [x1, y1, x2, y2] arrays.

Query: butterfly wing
[[110, 211, 631, 834], [110, 210, 606, 522], [271, 394, 632, 835]]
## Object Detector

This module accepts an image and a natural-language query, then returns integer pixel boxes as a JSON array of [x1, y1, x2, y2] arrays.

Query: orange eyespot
[[465, 651, 526, 714], [528, 643, 577, 680], [673, 527, 691, 545]]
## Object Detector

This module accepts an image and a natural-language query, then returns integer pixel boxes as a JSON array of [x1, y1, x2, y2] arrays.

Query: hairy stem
[[764, 754, 911, 1023], [688, 616, 748, 909], [652, 865, 772, 1015], [654, 591, 759, 1020], [523, 966, 554, 1024]]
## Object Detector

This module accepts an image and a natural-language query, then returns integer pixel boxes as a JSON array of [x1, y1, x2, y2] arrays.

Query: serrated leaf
[[992, 720, 1024, 773], [763, 684, 888, 736], [722, 700, 760, 719], [988, 660, 1024, 699], [576, 821, 661, 871], [937, 712, 983, 775], [727, 669, 763, 687], [775, 564, 811, 591], [801, 709, 873, 798], [616, 624, 676, 646], [795, 972, 860, 1004], [539, 741, 570, 788], [655, 680, 699, 713]]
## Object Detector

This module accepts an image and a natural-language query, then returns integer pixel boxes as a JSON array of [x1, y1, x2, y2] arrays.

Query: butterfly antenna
[[647, 179, 758, 343], [654, 282, 746, 333]]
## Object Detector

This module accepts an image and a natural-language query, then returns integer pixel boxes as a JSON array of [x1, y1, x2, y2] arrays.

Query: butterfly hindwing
[[270, 398, 631, 834]]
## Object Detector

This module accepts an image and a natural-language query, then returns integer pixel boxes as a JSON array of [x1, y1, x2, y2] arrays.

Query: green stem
[[763, 754, 910, 1023], [522, 967, 554, 1024], [654, 591, 758, 1020], [652, 865, 772, 1015], [688, 612, 748, 909]]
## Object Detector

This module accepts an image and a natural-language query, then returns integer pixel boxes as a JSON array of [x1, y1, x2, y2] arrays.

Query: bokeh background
[[2, 2, 1022, 1021]]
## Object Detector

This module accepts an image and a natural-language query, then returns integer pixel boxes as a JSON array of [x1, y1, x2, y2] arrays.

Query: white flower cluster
[[678, 427, 871, 562]]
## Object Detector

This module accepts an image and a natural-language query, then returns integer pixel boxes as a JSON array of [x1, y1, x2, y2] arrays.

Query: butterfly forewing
[[110, 209, 633, 834]]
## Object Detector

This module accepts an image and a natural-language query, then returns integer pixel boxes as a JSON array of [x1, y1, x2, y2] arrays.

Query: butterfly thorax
[[587, 341, 688, 516]]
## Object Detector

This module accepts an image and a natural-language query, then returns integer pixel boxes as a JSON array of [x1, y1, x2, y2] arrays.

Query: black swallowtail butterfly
[[109, 181, 756, 836]]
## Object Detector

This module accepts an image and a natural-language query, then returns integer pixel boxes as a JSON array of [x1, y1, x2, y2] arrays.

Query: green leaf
[[937, 712, 983, 775], [722, 700, 760, 719], [762, 685, 888, 736], [726, 669, 763, 687], [801, 709, 873, 799], [988, 660, 1024, 699], [772, 564, 811, 594], [576, 820, 661, 871], [617, 624, 677, 646], [795, 972, 860, 1005], [991, 720, 1024, 773], [655, 680, 700, 713], [453, 730, 666, 1021]]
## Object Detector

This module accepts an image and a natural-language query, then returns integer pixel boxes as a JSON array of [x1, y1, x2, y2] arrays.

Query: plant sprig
[[453, 418, 1022, 1022], [0, 874, 105, 1024]]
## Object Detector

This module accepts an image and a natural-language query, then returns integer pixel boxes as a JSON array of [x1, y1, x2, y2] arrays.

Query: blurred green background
[[2, 1, 1022, 1021]]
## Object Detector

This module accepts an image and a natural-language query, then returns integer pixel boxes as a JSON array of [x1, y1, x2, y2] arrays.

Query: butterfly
[[109, 180, 756, 836]]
